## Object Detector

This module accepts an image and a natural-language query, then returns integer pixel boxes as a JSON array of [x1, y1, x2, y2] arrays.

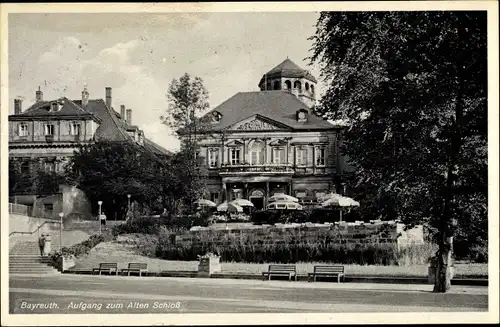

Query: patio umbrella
[[230, 198, 254, 207], [320, 193, 360, 221], [267, 200, 303, 210], [268, 193, 299, 203], [216, 201, 244, 212], [194, 199, 217, 207]]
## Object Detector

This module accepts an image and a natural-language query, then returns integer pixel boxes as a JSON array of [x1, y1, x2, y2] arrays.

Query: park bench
[[262, 264, 297, 281], [121, 263, 148, 276], [92, 263, 118, 275], [308, 265, 345, 283]]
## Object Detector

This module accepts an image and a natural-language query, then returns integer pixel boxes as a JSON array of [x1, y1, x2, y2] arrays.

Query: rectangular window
[[18, 123, 28, 137], [44, 160, 56, 172], [315, 147, 326, 166], [208, 148, 219, 168], [210, 192, 219, 204], [44, 124, 54, 136], [296, 148, 307, 166], [230, 148, 241, 165], [70, 123, 81, 136], [21, 161, 30, 175], [273, 148, 285, 164]]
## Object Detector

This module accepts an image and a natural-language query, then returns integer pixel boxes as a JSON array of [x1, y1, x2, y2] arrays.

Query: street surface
[[9, 273, 488, 313]]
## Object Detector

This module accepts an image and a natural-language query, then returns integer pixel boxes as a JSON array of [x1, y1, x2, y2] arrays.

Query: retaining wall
[[175, 221, 424, 247]]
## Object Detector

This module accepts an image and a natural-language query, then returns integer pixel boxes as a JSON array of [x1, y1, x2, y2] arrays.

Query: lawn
[[71, 236, 488, 278]]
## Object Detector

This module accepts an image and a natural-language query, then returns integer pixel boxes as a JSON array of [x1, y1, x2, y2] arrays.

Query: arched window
[[294, 81, 302, 90], [285, 80, 291, 90], [248, 140, 265, 165], [305, 82, 309, 91], [310, 84, 315, 94], [273, 81, 281, 90]]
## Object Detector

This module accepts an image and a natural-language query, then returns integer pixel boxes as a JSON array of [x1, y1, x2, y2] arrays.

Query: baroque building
[[8, 85, 171, 216], [180, 58, 348, 209]]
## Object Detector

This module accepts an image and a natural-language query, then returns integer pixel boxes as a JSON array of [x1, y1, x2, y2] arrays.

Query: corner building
[[183, 59, 348, 209]]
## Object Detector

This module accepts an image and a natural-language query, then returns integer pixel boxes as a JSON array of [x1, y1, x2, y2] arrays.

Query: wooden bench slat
[[92, 263, 118, 276], [262, 265, 297, 281], [121, 263, 148, 276], [308, 265, 345, 283]]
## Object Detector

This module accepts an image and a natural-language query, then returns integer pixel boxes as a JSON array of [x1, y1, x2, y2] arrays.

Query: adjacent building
[[8, 85, 171, 216], [179, 58, 349, 209]]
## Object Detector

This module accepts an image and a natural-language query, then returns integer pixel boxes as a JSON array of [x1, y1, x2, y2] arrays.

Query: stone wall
[[174, 221, 424, 248]]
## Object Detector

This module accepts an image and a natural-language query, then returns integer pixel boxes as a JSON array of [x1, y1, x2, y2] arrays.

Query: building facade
[[8, 85, 171, 216], [181, 59, 347, 210]]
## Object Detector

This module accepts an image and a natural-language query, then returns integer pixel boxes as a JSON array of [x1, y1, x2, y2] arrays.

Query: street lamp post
[[127, 194, 131, 221], [98, 201, 103, 234], [58, 212, 64, 250]]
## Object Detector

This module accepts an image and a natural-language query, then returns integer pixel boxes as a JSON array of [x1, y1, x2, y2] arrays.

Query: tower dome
[[258, 58, 317, 107]]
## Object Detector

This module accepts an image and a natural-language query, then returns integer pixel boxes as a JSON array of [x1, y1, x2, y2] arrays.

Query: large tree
[[161, 73, 210, 213], [310, 11, 487, 292], [65, 141, 164, 219]]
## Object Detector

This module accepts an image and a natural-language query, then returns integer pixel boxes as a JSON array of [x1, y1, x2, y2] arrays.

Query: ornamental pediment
[[227, 115, 291, 131]]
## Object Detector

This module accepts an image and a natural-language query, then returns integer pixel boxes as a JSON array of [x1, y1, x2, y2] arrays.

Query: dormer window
[[211, 111, 222, 123], [296, 109, 309, 122], [50, 101, 63, 112]]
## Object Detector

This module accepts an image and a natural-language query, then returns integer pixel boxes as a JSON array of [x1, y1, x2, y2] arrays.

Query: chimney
[[120, 105, 126, 119], [105, 87, 112, 108], [126, 109, 132, 124], [14, 99, 23, 114], [35, 86, 43, 102], [82, 84, 89, 107]]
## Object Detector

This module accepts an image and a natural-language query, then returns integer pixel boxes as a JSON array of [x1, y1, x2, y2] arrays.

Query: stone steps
[[9, 241, 60, 275]]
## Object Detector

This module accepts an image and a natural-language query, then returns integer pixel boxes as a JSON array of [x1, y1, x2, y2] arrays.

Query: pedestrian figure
[[100, 212, 107, 226], [38, 234, 45, 256]]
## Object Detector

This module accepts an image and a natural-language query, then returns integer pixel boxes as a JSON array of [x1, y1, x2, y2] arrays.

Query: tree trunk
[[433, 23, 464, 293]]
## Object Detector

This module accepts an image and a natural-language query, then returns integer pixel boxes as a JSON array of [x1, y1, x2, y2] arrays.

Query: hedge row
[[155, 240, 435, 266]]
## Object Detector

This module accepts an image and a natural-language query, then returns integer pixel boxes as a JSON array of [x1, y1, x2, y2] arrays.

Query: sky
[[8, 12, 324, 151]]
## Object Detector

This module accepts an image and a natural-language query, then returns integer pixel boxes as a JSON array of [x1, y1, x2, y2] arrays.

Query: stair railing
[[9, 220, 61, 237]]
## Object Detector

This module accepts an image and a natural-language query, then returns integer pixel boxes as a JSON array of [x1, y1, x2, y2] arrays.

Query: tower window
[[311, 84, 315, 94], [294, 81, 302, 90], [285, 80, 291, 90], [266, 82, 271, 90], [305, 82, 310, 91], [273, 81, 281, 90]]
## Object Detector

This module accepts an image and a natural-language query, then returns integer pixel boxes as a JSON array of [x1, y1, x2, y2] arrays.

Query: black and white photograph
[[1, 1, 498, 326]]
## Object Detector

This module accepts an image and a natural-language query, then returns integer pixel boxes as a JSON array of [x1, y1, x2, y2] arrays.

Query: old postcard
[[1, 1, 498, 326]]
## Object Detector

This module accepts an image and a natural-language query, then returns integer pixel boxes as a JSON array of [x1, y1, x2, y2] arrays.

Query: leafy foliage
[[65, 141, 164, 219], [310, 12, 487, 288], [160, 73, 211, 214], [9, 158, 66, 195]]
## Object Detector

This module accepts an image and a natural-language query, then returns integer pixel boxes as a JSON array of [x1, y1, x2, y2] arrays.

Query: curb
[[62, 269, 488, 286]]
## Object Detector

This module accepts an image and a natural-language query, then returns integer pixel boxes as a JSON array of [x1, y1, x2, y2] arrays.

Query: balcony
[[219, 163, 294, 175]]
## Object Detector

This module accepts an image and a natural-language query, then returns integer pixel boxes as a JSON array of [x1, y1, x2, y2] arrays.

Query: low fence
[[9, 202, 56, 219], [9, 203, 32, 216]]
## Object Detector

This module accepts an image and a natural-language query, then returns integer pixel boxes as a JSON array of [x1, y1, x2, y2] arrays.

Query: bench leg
[[337, 275, 340, 283], [269, 274, 271, 281], [314, 275, 317, 282]]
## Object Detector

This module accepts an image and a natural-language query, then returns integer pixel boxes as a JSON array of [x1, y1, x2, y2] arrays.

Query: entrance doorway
[[249, 189, 265, 210], [250, 197, 264, 210]]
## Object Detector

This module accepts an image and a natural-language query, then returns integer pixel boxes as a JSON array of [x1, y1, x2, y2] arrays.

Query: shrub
[[52, 231, 115, 261]]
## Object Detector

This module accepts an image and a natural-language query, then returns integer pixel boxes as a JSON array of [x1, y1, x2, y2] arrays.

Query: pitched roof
[[144, 138, 172, 156], [73, 99, 132, 142], [188, 91, 336, 133], [259, 58, 317, 86], [13, 97, 97, 120]]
